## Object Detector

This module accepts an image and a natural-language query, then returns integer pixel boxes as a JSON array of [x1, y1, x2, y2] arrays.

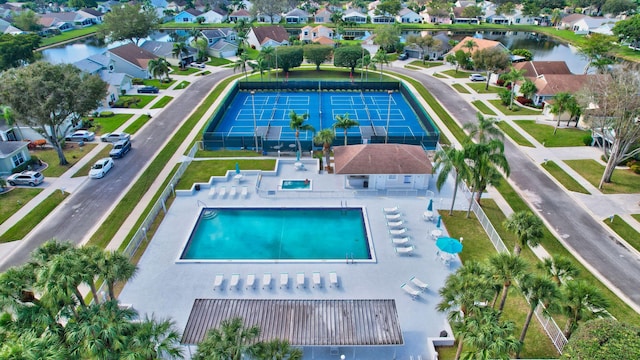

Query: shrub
[[11, 157, 41, 174], [630, 164, 640, 174], [99, 111, 114, 117], [498, 88, 512, 106], [132, 78, 144, 85], [516, 96, 533, 106], [496, 78, 505, 86], [582, 134, 593, 146]]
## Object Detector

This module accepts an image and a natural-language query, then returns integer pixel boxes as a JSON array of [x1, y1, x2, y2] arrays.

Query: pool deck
[[119, 159, 470, 360]]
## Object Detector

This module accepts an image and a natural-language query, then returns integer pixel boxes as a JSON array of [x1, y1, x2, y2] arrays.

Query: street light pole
[[251, 91, 258, 152], [385, 90, 393, 144]]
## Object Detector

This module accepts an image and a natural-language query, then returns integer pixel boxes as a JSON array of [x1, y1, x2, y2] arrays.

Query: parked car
[[137, 86, 159, 94], [191, 62, 205, 68], [6, 171, 44, 187], [469, 74, 486, 82], [101, 132, 131, 143], [89, 158, 114, 179], [65, 130, 95, 142], [110, 139, 131, 159], [397, 52, 409, 60]]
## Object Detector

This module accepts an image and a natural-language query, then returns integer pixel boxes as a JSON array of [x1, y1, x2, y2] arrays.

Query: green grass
[[0, 188, 43, 225], [170, 66, 200, 75], [117, 95, 156, 109], [87, 74, 243, 249], [441, 69, 473, 78], [496, 121, 534, 147], [89, 114, 133, 134], [451, 83, 470, 94], [33, 144, 97, 177], [39, 26, 100, 47], [243, 68, 396, 82], [71, 146, 112, 178], [143, 79, 176, 90], [565, 159, 640, 194], [175, 81, 190, 89], [633, 214, 640, 223], [467, 82, 502, 94], [604, 215, 640, 254], [407, 61, 443, 68], [150, 96, 174, 109], [513, 120, 588, 147], [471, 100, 497, 115], [541, 161, 590, 194], [432, 73, 447, 79], [0, 191, 68, 243], [123, 115, 153, 135], [207, 57, 233, 66], [176, 159, 276, 190], [488, 100, 542, 115], [195, 149, 266, 158]]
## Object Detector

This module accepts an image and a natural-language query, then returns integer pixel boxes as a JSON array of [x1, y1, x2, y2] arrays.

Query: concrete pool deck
[[119, 159, 471, 359]]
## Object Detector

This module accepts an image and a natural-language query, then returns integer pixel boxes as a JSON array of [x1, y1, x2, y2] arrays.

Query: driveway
[[390, 66, 640, 307], [0, 69, 233, 271]]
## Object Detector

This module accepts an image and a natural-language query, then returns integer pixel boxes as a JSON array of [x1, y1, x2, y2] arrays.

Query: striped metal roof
[[181, 299, 404, 346]]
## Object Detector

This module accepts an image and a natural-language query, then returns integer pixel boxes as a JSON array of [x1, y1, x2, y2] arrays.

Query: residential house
[[97, 1, 122, 13], [37, 14, 75, 33], [299, 25, 334, 43], [140, 40, 197, 67], [77, 8, 103, 24], [166, 0, 187, 13], [0, 141, 31, 176], [420, 8, 453, 24], [369, 10, 395, 24], [174, 8, 203, 23], [446, 36, 508, 56], [312, 36, 335, 46], [107, 43, 158, 79], [285, 8, 310, 24], [229, 9, 252, 23], [397, 8, 422, 23], [452, 7, 481, 24], [150, 0, 169, 9], [559, 13, 586, 29], [0, 18, 24, 34], [201, 8, 227, 23], [342, 10, 367, 24], [314, 8, 332, 23], [246, 25, 289, 50], [74, 54, 134, 107], [514, 61, 573, 78], [571, 16, 619, 35], [455, 0, 476, 7], [256, 13, 282, 24], [334, 144, 432, 190], [590, 22, 616, 36], [0, 119, 22, 141], [532, 74, 592, 106], [201, 28, 238, 57]]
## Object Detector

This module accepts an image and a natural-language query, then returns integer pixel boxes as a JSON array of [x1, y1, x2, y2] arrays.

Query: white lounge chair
[[229, 273, 240, 290], [296, 273, 305, 288], [262, 273, 272, 289], [329, 271, 338, 288], [392, 237, 410, 245], [383, 206, 399, 214], [218, 186, 227, 198], [410, 276, 429, 292], [312, 272, 321, 288], [213, 274, 224, 291], [395, 245, 415, 255], [208, 186, 216, 198], [401, 283, 421, 300], [280, 273, 288, 289], [385, 213, 402, 221], [389, 228, 407, 236], [240, 186, 248, 199], [246, 274, 255, 290], [229, 186, 237, 198], [423, 211, 434, 221], [387, 220, 404, 228]]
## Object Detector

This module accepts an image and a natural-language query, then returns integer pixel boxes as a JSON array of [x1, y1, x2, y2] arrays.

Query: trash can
[[363, 181, 369, 189], [195, 184, 200, 191]]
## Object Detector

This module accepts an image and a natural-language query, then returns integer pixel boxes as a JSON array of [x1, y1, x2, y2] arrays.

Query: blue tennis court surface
[[214, 91, 428, 141]]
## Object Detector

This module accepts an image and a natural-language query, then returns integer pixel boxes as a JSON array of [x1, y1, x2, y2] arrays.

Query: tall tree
[[127, 315, 184, 359], [559, 280, 610, 338], [194, 317, 260, 360], [249, 57, 270, 82], [612, 14, 640, 48], [314, 128, 335, 171], [433, 146, 471, 216], [333, 113, 359, 146], [375, 0, 402, 16], [464, 139, 510, 209], [372, 49, 389, 81], [406, 34, 441, 63], [99, 250, 137, 301], [101, 4, 159, 45], [503, 66, 526, 110], [251, 0, 287, 24], [0, 33, 41, 71], [148, 58, 171, 81], [549, 92, 576, 135], [461, 6, 484, 18], [517, 275, 559, 358], [471, 47, 511, 90], [577, 33, 614, 74], [13, 10, 42, 32], [602, 0, 636, 15], [503, 211, 544, 256], [464, 112, 504, 143], [519, 79, 537, 100], [488, 253, 528, 312], [289, 111, 315, 154], [537, 255, 580, 286], [233, 53, 251, 81], [172, 42, 190, 69], [0, 62, 107, 165], [334, 45, 365, 75], [461, 307, 521, 360], [373, 25, 401, 53], [275, 46, 304, 74], [462, 39, 478, 55], [303, 45, 334, 71]]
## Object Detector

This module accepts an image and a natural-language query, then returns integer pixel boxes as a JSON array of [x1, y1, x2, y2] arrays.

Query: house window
[[516, 18, 520, 23], [403, 175, 411, 184], [12, 152, 25, 167], [387, 175, 397, 180], [304, 30, 308, 35]]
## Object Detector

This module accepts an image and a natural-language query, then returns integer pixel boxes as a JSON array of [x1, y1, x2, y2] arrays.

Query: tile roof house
[[284, 8, 310, 23], [299, 25, 334, 43], [559, 13, 586, 29], [246, 25, 289, 50], [452, 7, 480, 24], [513, 61, 573, 78], [107, 43, 158, 79], [446, 36, 508, 56], [420, 8, 453, 24], [229, 9, 251, 23], [334, 144, 432, 190], [533, 74, 593, 106], [314, 8, 332, 23]]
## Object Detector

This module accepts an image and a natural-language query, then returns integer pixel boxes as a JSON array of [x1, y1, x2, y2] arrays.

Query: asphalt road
[[0, 69, 233, 271], [391, 67, 640, 307]]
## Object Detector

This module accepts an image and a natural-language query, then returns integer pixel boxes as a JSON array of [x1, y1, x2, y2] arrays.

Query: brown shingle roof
[[251, 25, 289, 44], [334, 144, 431, 175], [448, 36, 506, 55], [534, 74, 592, 96], [514, 61, 572, 78], [561, 13, 586, 25], [108, 43, 158, 69]]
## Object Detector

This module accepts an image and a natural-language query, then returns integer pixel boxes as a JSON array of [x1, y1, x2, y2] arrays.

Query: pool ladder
[[345, 253, 354, 264]]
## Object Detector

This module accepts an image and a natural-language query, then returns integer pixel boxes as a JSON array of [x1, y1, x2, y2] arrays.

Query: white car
[[469, 74, 487, 82], [101, 132, 131, 143], [65, 130, 95, 142], [89, 158, 114, 179]]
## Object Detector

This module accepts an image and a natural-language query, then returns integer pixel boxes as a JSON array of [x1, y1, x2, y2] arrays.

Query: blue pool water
[[181, 208, 372, 260], [281, 180, 310, 190]]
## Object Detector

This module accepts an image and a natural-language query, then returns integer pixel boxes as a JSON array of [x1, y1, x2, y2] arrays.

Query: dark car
[[397, 53, 409, 60], [137, 86, 159, 94], [109, 139, 131, 158]]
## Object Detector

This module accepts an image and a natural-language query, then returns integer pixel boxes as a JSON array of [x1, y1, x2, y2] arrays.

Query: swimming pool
[[280, 179, 311, 190], [179, 207, 375, 262]]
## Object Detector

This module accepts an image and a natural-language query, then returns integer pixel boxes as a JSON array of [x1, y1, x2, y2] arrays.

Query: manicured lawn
[[143, 79, 176, 89], [0, 191, 68, 243], [408, 61, 443, 68], [195, 149, 266, 158], [207, 58, 233, 66], [116, 95, 156, 109], [604, 215, 640, 254], [175, 81, 190, 89], [488, 100, 542, 115], [71, 146, 112, 178], [123, 115, 153, 135], [565, 159, 640, 194], [33, 144, 97, 177], [245, 68, 396, 82], [432, 73, 447, 79], [633, 214, 640, 222], [451, 83, 470, 93], [150, 96, 173, 109], [441, 69, 473, 78], [176, 159, 276, 190], [513, 120, 588, 147], [0, 188, 42, 225], [467, 82, 502, 94], [170, 66, 200, 75], [471, 100, 497, 115], [541, 161, 590, 194], [90, 114, 133, 134], [39, 26, 100, 46], [496, 121, 534, 147]]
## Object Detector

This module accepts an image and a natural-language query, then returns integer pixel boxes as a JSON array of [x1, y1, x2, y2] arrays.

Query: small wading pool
[[281, 179, 311, 190], [179, 207, 375, 262]]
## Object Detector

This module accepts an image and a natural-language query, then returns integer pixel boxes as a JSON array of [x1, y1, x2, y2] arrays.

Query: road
[[0, 69, 233, 271], [391, 67, 640, 308]]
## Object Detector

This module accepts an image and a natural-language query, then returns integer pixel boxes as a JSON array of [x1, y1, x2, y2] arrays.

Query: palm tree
[[463, 39, 478, 55], [537, 255, 580, 286], [148, 58, 171, 82], [254, 339, 303, 360], [517, 275, 559, 358], [250, 57, 270, 82], [567, 99, 582, 127], [1, 105, 25, 141], [503, 211, 544, 256], [38, 252, 87, 309], [461, 307, 521, 360], [289, 111, 315, 155], [194, 317, 260, 360], [172, 42, 190, 69], [519, 79, 537, 100], [433, 146, 471, 216], [127, 315, 184, 359], [372, 49, 389, 81], [551, 9, 563, 27], [78, 246, 105, 304], [333, 113, 359, 146], [463, 139, 510, 211], [549, 92, 574, 135], [488, 253, 528, 313], [98, 250, 137, 301], [503, 66, 526, 110], [463, 112, 504, 143], [234, 53, 251, 81], [559, 280, 610, 338], [314, 128, 335, 171]]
